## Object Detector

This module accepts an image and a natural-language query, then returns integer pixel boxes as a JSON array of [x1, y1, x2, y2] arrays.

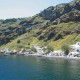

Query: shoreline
[[25, 54, 80, 60], [1, 52, 80, 60], [44, 56, 80, 60]]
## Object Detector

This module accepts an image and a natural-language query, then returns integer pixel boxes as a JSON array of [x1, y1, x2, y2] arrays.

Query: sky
[[0, 0, 72, 19]]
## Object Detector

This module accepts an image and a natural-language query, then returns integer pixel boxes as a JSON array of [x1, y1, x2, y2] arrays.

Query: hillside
[[0, 0, 80, 50], [0, 17, 48, 46]]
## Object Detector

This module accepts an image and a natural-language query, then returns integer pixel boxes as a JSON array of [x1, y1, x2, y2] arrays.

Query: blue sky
[[0, 0, 72, 19]]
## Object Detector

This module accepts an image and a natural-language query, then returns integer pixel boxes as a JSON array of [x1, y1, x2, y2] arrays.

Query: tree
[[61, 44, 70, 55], [17, 40, 20, 44], [46, 45, 54, 52], [31, 46, 37, 52]]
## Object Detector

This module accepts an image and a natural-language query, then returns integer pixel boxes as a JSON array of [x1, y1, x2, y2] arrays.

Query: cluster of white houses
[[70, 42, 80, 52], [34, 42, 80, 57], [68, 42, 80, 57], [1, 42, 80, 58]]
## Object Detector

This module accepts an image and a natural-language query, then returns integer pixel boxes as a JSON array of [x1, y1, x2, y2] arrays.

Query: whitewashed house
[[46, 51, 64, 57], [33, 44, 44, 54], [1, 48, 11, 55], [68, 42, 80, 57], [70, 42, 80, 53], [53, 51, 64, 56], [68, 52, 79, 57]]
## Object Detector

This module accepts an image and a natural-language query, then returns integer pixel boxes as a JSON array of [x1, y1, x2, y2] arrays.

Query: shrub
[[17, 40, 20, 44], [39, 35, 44, 40], [46, 45, 54, 52], [31, 46, 37, 52], [61, 44, 70, 55]]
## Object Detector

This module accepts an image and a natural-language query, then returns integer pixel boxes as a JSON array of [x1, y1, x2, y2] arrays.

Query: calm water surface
[[0, 55, 80, 80]]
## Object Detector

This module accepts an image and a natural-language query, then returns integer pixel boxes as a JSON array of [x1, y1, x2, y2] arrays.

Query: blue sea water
[[0, 55, 80, 80]]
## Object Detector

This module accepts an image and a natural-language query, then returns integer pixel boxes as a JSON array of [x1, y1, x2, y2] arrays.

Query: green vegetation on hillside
[[0, 22, 80, 50], [0, 0, 80, 50]]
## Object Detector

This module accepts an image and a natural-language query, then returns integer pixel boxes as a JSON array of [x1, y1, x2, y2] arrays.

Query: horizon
[[0, 0, 72, 19]]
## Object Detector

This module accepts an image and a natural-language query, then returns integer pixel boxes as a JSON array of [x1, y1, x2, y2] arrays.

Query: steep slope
[[0, 16, 48, 46], [0, 22, 80, 50], [0, 0, 80, 50], [51, 10, 80, 25]]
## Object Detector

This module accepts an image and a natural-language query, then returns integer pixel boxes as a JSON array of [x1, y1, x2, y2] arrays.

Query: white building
[[53, 51, 64, 56], [68, 52, 79, 57], [46, 50, 64, 57], [33, 44, 44, 54], [70, 42, 80, 53]]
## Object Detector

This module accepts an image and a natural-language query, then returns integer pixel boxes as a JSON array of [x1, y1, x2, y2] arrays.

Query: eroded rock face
[[38, 0, 80, 21], [70, 0, 80, 10], [38, 4, 71, 20], [52, 10, 80, 25]]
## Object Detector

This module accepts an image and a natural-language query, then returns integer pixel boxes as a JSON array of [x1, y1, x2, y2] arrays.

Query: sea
[[0, 55, 80, 80]]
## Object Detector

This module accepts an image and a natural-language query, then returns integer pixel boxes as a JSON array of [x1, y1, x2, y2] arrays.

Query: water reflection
[[35, 57, 80, 80], [0, 55, 80, 80]]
